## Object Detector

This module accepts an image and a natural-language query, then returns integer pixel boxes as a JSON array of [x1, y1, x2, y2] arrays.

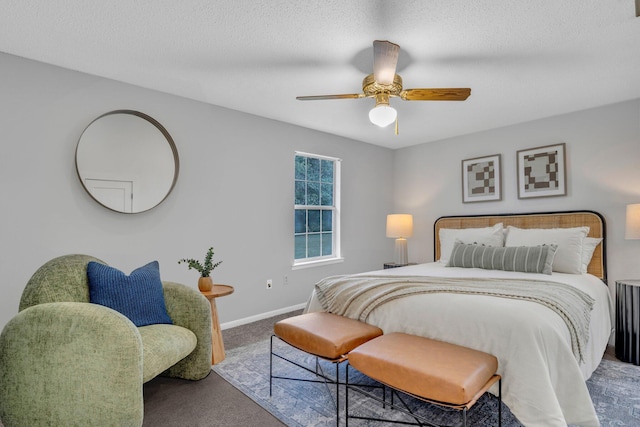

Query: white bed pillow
[[504, 226, 589, 274], [439, 223, 504, 263], [580, 237, 602, 274]]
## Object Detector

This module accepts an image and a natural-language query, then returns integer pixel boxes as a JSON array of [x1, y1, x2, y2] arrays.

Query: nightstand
[[615, 280, 640, 365], [383, 262, 416, 269]]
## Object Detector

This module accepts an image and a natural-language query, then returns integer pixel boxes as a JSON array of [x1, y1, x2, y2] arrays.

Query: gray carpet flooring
[[142, 310, 302, 426]]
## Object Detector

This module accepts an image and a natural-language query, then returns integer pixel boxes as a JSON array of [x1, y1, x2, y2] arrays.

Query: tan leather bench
[[270, 312, 383, 426], [273, 312, 384, 361], [346, 332, 501, 427]]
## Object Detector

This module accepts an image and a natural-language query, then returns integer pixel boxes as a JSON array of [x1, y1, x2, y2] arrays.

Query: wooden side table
[[615, 280, 640, 365], [200, 284, 234, 365]]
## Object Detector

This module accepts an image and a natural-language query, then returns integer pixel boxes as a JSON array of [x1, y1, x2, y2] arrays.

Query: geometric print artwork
[[517, 143, 566, 199], [523, 151, 559, 192], [462, 154, 501, 203], [468, 160, 495, 195]]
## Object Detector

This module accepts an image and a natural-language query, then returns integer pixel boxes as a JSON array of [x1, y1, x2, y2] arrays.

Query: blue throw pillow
[[87, 261, 173, 327]]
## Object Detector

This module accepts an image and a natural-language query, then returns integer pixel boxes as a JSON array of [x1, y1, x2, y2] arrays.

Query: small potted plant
[[178, 247, 223, 292]]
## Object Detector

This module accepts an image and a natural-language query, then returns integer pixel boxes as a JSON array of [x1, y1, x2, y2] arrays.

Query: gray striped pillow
[[446, 242, 557, 275]]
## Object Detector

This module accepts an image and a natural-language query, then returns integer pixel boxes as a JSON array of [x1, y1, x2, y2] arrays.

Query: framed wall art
[[461, 154, 501, 203], [517, 143, 566, 199]]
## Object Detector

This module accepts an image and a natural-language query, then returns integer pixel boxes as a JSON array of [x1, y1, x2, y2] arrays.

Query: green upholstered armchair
[[0, 254, 212, 427]]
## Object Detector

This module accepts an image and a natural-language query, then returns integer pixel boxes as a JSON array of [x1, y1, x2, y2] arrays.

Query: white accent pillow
[[580, 237, 602, 274], [439, 223, 504, 263], [504, 226, 589, 274]]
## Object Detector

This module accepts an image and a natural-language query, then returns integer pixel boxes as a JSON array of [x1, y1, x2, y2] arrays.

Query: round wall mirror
[[75, 110, 179, 213]]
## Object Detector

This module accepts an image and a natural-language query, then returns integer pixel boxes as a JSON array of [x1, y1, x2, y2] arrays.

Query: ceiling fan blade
[[373, 40, 400, 85], [296, 93, 365, 100], [400, 88, 471, 101]]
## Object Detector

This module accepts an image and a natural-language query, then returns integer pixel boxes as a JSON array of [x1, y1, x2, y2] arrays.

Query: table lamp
[[626, 204, 640, 239], [386, 214, 413, 265]]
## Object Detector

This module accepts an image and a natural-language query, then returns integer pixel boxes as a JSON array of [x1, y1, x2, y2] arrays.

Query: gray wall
[[2, 50, 639, 333], [0, 53, 394, 331], [394, 99, 640, 294]]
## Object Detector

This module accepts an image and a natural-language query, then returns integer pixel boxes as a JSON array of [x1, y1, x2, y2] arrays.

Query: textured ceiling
[[1, 1, 639, 149]]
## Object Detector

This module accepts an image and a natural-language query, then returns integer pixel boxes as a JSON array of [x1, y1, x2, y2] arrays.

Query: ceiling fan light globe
[[369, 105, 397, 127]]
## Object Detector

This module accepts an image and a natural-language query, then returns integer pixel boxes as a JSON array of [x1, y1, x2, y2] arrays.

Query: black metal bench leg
[[498, 378, 502, 427], [270, 334, 344, 426], [345, 364, 350, 427], [269, 335, 274, 396], [336, 361, 340, 427]]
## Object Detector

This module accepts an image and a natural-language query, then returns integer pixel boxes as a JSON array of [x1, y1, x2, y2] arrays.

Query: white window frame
[[293, 151, 343, 269]]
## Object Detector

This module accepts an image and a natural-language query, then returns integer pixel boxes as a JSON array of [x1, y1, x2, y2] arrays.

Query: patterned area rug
[[213, 338, 640, 426]]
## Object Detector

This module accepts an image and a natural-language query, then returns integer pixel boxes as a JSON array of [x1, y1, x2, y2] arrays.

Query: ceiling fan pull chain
[[395, 118, 399, 135]]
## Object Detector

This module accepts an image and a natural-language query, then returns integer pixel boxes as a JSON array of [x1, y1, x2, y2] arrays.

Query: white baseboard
[[220, 302, 306, 330]]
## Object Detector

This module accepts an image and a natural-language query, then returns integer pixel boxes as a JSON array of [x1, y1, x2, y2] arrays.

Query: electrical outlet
[[266, 279, 273, 289], [283, 275, 288, 286]]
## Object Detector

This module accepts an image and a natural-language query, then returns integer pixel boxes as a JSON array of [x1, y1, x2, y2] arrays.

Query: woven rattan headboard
[[434, 211, 607, 281]]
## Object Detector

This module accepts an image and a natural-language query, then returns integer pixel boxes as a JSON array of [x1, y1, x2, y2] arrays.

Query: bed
[[305, 211, 613, 427]]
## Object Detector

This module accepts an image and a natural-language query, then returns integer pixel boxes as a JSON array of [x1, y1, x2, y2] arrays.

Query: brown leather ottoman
[[346, 332, 501, 427], [270, 312, 383, 426]]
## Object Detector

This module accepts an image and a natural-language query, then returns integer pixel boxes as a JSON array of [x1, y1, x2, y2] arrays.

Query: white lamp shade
[[369, 104, 397, 127], [386, 214, 413, 238], [626, 204, 640, 239]]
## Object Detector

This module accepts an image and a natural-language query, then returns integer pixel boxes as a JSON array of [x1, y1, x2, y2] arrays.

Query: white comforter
[[304, 263, 613, 427]]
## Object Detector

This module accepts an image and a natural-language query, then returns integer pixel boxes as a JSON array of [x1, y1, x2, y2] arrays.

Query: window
[[294, 152, 341, 267]]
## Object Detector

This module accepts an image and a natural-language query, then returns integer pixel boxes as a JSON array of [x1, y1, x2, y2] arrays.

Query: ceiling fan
[[296, 40, 471, 131]]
